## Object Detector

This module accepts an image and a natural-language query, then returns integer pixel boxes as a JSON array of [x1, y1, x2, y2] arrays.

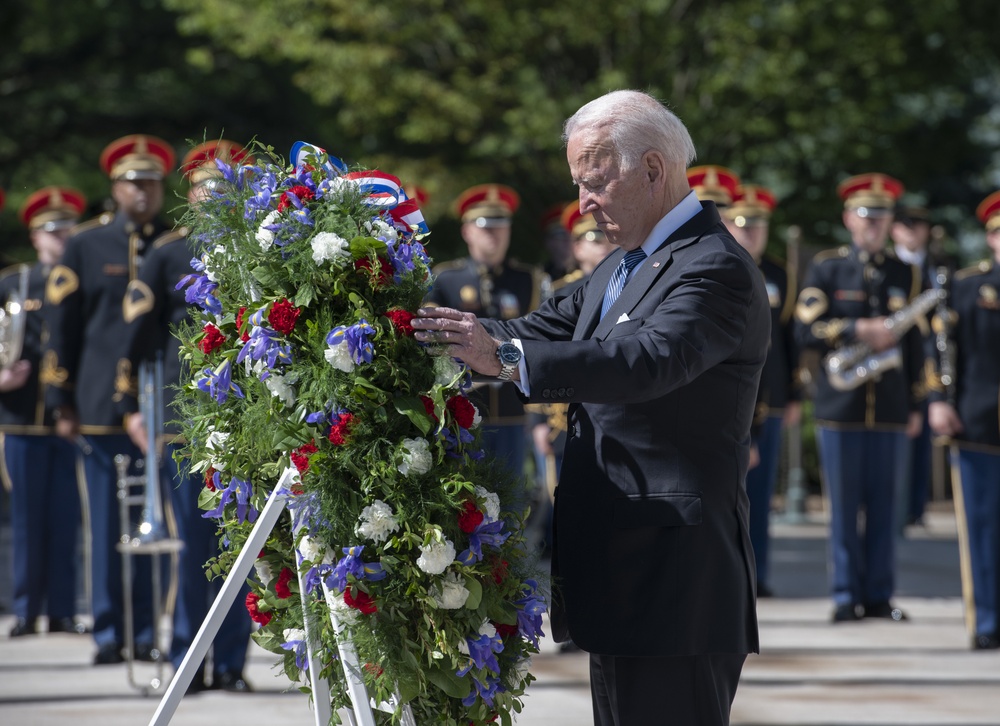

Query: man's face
[[461, 220, 511, 267], [30, 227, 72, 266], [567, 129, 657, 251], [725, 218, 769, 262], [843, 209, 892, 253], [111, 178, 164, 224], [890, 219, 930, 253]]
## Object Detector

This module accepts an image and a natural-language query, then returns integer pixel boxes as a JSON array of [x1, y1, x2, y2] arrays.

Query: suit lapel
[[573, 249, 623, 341]]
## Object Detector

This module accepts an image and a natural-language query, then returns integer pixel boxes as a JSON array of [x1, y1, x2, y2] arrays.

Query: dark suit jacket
[[482, 202, 768, 657]]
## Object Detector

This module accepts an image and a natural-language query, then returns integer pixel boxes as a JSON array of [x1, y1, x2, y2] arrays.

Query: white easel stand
[[148, 469, 414, 726]]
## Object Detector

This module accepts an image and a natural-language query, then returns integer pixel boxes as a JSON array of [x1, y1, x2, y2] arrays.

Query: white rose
[[265, 371, 297, 407], [356, 500, 401, 544], [365, 218, 398, 243], [256, 210, 279, 250], [254, 560, 275, 587], [430, 571, 470, 610], [478, 621, 497, 639], [283, 627, 306, 643], [416, 538, 456, 575], [310, 231, 351, 265], [324, 341, 355, 372], [433, 356, 462, 388], [398, 437, 432, 476], [324, 587, 359, 626], [470, 403, 481, 429], [206, 429, 230, 471], [474, 486, 500, 522], [298, 535, 334, 565]]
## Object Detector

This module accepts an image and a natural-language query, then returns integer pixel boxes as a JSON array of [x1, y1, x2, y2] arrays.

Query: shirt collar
[[639, 190, 702, 258]]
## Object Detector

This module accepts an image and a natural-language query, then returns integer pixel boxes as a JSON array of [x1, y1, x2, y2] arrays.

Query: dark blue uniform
[[44, 211, 168, 653], [120, 230, 250, 683], [426, 257, 548, 473], [928, 259, 1000, 646], [795, 244, 924, 614], [0, 262, 80, 631], [747, 255, 799, 593]]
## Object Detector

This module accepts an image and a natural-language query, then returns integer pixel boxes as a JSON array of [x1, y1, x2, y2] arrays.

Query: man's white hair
[[562, 90, 697, 171]]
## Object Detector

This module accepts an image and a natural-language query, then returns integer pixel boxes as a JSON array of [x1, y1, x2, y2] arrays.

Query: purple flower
[[202, 475, 257, 524], [326, 320, 376, 365], [325, 545, 386, 593], [385, 240, 430, 282], [245, 169, 279, 219], [197, 359, 244, 404], [280, 633, 309, 671], [461, 674, 503, 708], [236, 322, 292, 376], [514, 580, 547, 648], [176, 273, 221, 316], [457, 518, 510, 565]]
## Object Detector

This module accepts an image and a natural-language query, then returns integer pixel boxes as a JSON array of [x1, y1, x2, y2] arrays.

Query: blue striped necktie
[[601, 248, 647, 319]]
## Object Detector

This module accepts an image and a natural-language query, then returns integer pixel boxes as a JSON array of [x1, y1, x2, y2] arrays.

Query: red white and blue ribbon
[[290, 141, 348, 176]]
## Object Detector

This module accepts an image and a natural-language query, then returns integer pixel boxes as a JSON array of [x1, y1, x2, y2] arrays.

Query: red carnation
[[274, 567, 295, 599], [493, 621, 518, 639], [328, 412, 356, 445], [236, 306, 251, 342], [354, 256, 393, 288], [420, 396, 439, 423], [204, 467, 217, 492], [268, 298, 301, 335], [385, 308, 415, 337], [489, 557, 509, 585], [446, 395, 476, 430], [245, 592, 272, 626], [343, 585, 377, 615], [291, 441, 318, 474], [363, 663, 385, 678], [277, 185, 315, 213], [199, 323, 226, 354], [458, 500, 484, 534]]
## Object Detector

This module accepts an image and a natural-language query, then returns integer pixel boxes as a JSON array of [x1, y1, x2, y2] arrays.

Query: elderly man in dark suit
[[414, 90, 768, 726]]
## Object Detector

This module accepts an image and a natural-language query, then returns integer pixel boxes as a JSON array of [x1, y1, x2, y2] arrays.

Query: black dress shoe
[[213, 671, 253, 692], [94, 642, 125, 665], [8, 618, 37, 637], [47, 617, 87, 634], [831, 603, 862, 622], [134, 642, 161, 662], [973, 633, 1000, 650], [863, 601, 908, 621]]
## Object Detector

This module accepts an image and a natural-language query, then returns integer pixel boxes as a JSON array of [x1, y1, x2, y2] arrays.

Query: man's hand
[[854, 317, 898, 353], [53, 406, 80, 442], [532, 423, 553, 456], [928, 401, 963, 439], [412, 307, 507, 377], [748, 443, 761, 470], [783, 401, 802, 428], [125, 412, 148, 454], [905, 410, 923, 439], [0, 360, 31, 392]]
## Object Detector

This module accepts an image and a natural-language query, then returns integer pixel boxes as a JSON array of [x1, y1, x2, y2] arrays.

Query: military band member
[[2, 187, 86, 637], [723, 185, 800, 598], [795, 173, 924, 622], [687, 165, 741, 210], [927, 191, 1000, 650], [425, 184, 549, 474], [44, 134, 175, 664], [540, 202, 576, 281], [118, 140, 254, 690]]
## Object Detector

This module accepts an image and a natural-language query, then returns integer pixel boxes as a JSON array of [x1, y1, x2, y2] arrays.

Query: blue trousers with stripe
[[747, 416, 783, 589], [955, 448, 1000, 637]]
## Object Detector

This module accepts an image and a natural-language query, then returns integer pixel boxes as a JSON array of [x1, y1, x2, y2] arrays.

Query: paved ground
[[2, 506, 998, 726]]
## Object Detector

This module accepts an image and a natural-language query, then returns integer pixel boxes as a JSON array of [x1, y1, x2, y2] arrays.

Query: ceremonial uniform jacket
[[426, 257, 548, 424], [120, 229, 193, 437], [928, 260, 1000, 453], [795, 245, 924, 429], [483, 203, 766, 657], [0, 263, 57, 433], [755, 256, 799, 425], [43, 212, 168, 432]]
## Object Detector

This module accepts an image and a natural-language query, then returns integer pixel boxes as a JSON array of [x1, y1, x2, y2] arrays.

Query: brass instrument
[[0, 266, 29, 370], [824, 287, 944, 391], [116, 357, 183, 694]]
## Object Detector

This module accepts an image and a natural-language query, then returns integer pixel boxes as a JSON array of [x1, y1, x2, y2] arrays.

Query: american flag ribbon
[[289, 141, 348, 176]]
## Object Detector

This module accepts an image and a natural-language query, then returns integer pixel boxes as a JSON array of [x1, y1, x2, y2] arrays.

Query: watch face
[[498, 343, 521, 365]]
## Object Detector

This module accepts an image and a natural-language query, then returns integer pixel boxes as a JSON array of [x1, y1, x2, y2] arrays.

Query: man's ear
[[643, 150, 666, 185]]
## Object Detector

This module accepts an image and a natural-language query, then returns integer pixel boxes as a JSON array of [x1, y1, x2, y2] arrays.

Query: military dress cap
[[541, 202, 569, 231], [18, 186, 86, 231], [560, 202, 603, 242], [181, 139, 251, 187], [454, 183, 520, 227], [894, 203, 931, 225], [686, 165, 741, 206], [725, 184, 776, 228], [837, 173, 903, 217], [976, 190, 1000, 233], [100, 134, 176, 181]]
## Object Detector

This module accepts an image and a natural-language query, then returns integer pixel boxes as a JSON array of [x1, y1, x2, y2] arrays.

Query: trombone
[[116, 356, 184, 694]]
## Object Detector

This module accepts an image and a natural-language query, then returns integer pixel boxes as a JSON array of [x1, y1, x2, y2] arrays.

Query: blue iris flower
[[326, 320, 376, 365], [280, 634, 309, 671], [202, 475, 256, 524], [176, 273, 222, 316], [245, 169, 278, 220], [461, 673, 503, 708], [325, 545, 386, 593], [457, 518, 510, 566], [197, 360, 244, 404], [236, 325, 292, 378], [514, 580, 547, 648]]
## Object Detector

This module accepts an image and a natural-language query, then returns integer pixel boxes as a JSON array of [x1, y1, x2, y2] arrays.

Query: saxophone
[[824, 286, 944, 391]]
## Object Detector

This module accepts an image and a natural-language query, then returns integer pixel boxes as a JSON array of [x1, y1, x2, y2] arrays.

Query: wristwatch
[[495, 341, 522, 381]]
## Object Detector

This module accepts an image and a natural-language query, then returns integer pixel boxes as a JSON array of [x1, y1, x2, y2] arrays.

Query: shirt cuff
[[511, 339, 529, 396]]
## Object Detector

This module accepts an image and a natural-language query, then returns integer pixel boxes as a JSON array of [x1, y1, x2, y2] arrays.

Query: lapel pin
[[652, 261, 661, 268]]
